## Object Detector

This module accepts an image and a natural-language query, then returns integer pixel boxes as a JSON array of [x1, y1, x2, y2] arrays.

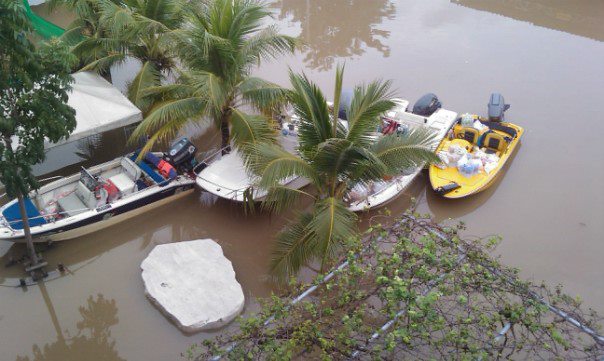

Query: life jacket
[[382, 118, 398, 135], [157, 159, 176, 179]]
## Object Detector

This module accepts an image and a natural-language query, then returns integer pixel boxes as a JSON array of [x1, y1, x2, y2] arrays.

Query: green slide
[[23, 0, 65, 39]]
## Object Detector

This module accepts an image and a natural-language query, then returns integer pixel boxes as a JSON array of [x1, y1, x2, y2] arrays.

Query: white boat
[[345, 96, 458, 212], [0, 139, 198, 243], [195, 119, 309, 202]]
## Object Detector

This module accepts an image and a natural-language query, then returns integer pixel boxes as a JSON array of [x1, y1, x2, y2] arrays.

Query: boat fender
[[157, 159, 176, 179]]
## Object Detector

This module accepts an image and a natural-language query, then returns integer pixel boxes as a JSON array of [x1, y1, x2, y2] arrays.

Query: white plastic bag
[[460, 113, 474, 127], [458, 158, 481, 177], [472, 120, 488, 131], [446, 144, 467, 166]]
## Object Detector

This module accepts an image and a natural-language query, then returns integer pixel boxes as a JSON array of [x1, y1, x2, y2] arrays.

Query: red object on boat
[[382, 118, 398, 135], [157, 159, 176, 179], [104, 180, 120, 201]]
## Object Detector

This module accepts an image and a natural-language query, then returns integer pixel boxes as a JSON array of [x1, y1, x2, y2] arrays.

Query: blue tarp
[[130, 153, 168, 184], [2, 198, 47, 230]]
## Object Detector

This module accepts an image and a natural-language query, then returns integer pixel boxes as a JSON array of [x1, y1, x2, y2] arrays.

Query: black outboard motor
[[412, 93, 441, 117], [164, 137, 197, 172], [487, 93, 510, 122]]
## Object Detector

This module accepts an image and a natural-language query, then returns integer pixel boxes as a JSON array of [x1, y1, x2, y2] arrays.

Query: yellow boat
[[429, 116, 523, 198]]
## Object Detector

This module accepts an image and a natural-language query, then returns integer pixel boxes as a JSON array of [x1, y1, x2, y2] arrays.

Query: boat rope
[[195, 146, 231, 165]]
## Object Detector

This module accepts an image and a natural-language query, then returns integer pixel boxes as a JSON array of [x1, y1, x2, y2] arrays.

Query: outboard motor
[[163, 137, 197, 172], [487, 93, 510, 122], [337, 89, 354, 120], [412, 93, 441, 117]]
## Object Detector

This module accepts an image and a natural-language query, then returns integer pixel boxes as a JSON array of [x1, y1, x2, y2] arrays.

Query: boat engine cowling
[[487, 93, 510, 122], [163, 137, 197, 172], [412, 93, 441, 116]]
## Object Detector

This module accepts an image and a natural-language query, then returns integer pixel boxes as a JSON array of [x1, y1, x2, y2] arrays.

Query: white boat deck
[[196, 131, 300, 202]]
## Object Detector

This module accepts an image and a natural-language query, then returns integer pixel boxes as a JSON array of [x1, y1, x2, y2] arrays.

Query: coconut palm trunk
[[220, 109, 232, 154]]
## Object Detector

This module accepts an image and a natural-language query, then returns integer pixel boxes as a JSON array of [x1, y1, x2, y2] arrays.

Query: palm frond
[[312, 138, 354, 181], [260, 185, 315, 215], [371, 127, 440, 172], [331, 63, 344, 137], [346, 79, 396, 147], [141, 82, 194, 100], [98, 0, 135, 36], [136, 114, 193, 156], [129, 97, 207, 146], [241, 25, 297, 64], [287, 70, 332, 156], [308, 197, 357, 270], [246, 142, 318, 187], [229, 108, 276, 148], [79, 52, 126, 73], [127, 60, 161, 113], [270, 212, 317, 281], [239, 77, 289, 112]]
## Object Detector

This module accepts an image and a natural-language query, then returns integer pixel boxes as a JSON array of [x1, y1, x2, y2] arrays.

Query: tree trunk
[[16, 192, 40, 267], [220, 118, 231, 155]]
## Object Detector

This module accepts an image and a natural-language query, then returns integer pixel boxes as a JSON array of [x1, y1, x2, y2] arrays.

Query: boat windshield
[[80, 167, 98, 191]]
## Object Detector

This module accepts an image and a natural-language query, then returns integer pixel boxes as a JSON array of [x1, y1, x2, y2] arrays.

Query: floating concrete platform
[[141, 239, 244, 333]]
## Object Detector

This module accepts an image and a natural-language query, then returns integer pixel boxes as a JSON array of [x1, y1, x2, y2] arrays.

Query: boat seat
[[75, 181, 98, 209], [109, 173, 137, 196], [107, 157, 141, 196], [482, 132, 508, 153], [57, 192, 88, 217], [456, 127, 480, 145], [120, 157, 141, 181]]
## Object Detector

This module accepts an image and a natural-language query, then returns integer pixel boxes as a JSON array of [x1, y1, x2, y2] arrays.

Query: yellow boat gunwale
[[428, 121, 524, 198]]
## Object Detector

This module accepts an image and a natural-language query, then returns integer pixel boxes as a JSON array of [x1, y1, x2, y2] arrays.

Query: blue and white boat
[[0, 139, 198, 243]]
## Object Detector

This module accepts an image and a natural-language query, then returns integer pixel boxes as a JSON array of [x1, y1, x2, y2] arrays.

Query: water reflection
[[16, 294, 124, 361], [452, 0, 604, 42], [271, 0, 396, 70]]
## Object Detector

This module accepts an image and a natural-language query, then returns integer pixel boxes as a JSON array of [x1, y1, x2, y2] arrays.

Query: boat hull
[[0, 182, 194, 243], [429, 122, 524, 198], [197, 175, 310, 203], [347, 168, 422, 212]]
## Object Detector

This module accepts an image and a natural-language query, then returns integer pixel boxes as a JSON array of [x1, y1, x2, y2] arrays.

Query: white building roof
[[45, 71, 142, 149]]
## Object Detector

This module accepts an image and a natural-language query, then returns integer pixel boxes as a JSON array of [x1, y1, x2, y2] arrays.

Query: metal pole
[[410, 215, 604, 346], [350, 254, 467, 358], [208, 219, 408, 360]]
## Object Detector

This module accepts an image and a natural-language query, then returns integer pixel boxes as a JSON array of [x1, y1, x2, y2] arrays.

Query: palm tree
[[48, 0, 116, 81], [246, 65, 439, 280], [130, 0, 298, 154], [51, 0, 185, 113]]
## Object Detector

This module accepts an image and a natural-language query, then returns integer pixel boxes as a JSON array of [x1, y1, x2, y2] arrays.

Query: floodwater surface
[[2, 1, 603, 360]]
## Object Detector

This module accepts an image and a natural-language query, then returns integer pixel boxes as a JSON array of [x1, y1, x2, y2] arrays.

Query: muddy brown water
[[2, 1, 603, 360]]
